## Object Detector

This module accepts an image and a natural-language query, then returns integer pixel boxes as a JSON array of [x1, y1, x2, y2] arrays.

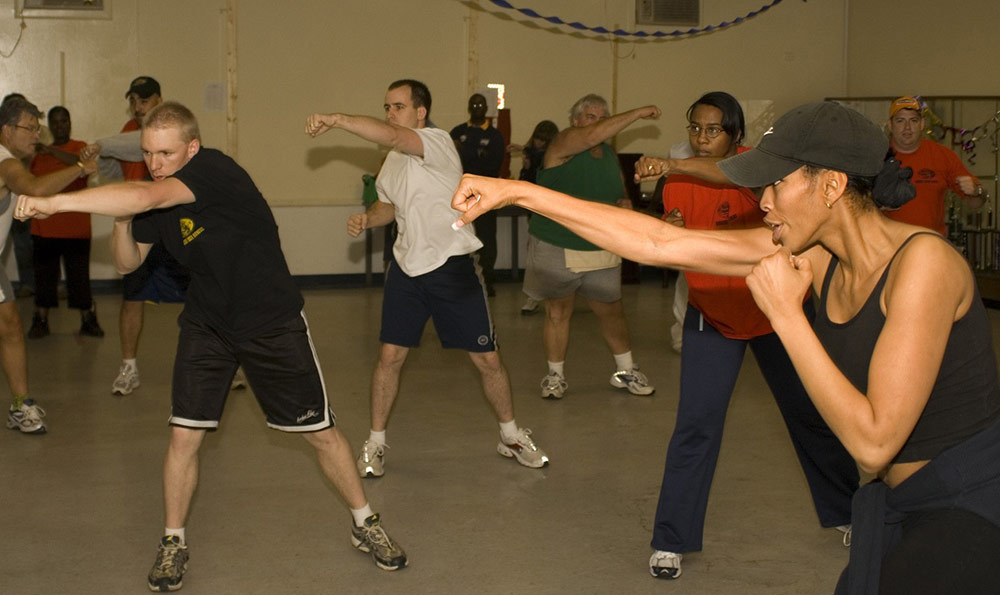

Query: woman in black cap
[[450, 100, 1000, 594]]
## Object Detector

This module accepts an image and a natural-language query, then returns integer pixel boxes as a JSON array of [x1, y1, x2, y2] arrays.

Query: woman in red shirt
[[648, 92, 857, 579]]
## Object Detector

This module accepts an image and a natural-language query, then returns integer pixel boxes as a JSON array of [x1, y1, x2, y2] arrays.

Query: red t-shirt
[[29, 139, 90, 239], [886, 139, 976, 235], [662, 147, 773, 339], [119, 118, 149, 181]]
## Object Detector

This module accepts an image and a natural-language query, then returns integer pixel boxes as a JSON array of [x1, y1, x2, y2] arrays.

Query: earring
[[825, 200, 832, 209]]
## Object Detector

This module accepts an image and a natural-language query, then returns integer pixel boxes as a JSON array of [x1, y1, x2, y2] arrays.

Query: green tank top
[[530, 143, 625, 250]]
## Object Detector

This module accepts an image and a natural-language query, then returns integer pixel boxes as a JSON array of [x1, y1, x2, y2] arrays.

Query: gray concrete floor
[[5, 278, 960, 595]]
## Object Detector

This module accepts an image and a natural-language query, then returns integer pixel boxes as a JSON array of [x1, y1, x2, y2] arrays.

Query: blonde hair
[[143, 101, 201, 142]]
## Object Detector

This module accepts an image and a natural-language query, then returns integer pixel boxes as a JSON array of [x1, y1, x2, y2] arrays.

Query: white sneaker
[[610, 366, 655, 396], [497, 428, 549, 468], [7, 398, 47, 434], [520, 297, 539, 315], [111, 364, 140, 396], [540, 372, 568, 399], [357, 440, 387, 478], [649, 550, 682, 579]]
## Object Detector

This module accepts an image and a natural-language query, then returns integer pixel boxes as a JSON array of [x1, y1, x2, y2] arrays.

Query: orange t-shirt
[[662, 148, 773, 339], [29, 139, 90, 239], [886, 139, 976, 235], [119, 118, 150, 181]]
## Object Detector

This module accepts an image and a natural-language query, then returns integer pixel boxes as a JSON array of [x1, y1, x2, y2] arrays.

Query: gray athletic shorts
[[522, 235, 622, 303], [0, 194, 15, 304]]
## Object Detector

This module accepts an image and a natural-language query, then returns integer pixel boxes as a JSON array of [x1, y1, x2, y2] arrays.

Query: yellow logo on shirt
[[180, 218, 204, 245]]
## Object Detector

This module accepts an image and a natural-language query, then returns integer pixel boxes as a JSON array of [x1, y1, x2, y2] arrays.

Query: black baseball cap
[[718, 101, 888, 188], [125, 76, 161, 99]]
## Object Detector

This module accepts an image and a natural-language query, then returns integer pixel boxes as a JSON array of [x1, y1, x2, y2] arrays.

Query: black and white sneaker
[[148, 535, 189, 592], [351, 514, 407, 571]]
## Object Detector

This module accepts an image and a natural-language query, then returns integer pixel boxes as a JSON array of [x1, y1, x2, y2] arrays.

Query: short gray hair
[[569, 94, 609, 121]]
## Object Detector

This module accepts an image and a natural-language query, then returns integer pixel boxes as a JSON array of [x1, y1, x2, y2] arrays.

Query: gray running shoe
[[497, 428, 549, 468], [7, 398, 46, 434], [148, 535, 189, 592], [112, 364, 140, 396], [540, 372, 568, 399], [351, 513, 407, 571], [356, 440, 386, 478], [610, 366, 655, 396], [649, 550, 682, 579]]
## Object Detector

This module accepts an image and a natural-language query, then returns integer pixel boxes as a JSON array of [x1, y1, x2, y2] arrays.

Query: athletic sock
[[12, 393, 27, 409], [123, 358, 137, 371], [368, 430, 386, 446], [351, 504, 375, 527], [499, 419, 519, 441], [547, 361, 565, 377], [613, 351, 635, 372], [164, 527, 185, 545]]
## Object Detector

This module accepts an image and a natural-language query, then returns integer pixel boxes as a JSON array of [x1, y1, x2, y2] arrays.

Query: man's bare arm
[[544, 105, 660, 168], [306, 113, 424, 157], [15, 177, 195, 220], [0, 156, 96, 197]]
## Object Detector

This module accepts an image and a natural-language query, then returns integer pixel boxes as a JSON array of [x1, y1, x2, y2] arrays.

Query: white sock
[[351, 504, 375, 527], [368, 430, 386, 446], [499, 419, 519, 440], [547, 361, 565, 376], [613, 351, 634, 371], [164, 527, 185, 544], [123, 358, 138, 371]]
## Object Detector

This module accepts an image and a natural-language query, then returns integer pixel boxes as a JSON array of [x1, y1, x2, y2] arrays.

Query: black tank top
[[813, 232, 1000, 463]]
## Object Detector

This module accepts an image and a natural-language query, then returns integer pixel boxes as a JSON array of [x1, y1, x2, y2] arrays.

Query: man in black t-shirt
[[15, 101, 406, 591], [450, 93, 505, 295]]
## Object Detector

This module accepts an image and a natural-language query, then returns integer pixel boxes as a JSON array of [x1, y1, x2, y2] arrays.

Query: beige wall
[[846, 0, 1000, 97], [1, 1, 996, 278]]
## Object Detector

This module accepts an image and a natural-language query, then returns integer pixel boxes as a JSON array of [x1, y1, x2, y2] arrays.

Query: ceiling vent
[[17, 0, 109, 19], [636, 0, 700, 27]]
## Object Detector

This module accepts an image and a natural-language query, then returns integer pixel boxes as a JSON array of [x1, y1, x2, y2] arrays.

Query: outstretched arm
[[451, 174, 773, 277], [15, 177, 195, 220], [634, 155, 731, 185], [544, 105, 660, 168], [306, 113, 424, 157], [0, 156, 97, 197]]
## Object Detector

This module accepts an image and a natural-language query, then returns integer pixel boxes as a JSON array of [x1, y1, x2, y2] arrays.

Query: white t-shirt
[[375, 126, 482, 276]]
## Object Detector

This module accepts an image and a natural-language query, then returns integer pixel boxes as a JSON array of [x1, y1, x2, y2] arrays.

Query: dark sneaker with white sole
[[148, 535, 189, 592], [351, 513, 407, 571]]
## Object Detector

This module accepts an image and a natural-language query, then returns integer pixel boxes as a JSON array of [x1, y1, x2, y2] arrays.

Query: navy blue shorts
[[169, 311, 335, 432], [380, 255, 497, 352], [124, 244, 190, 303]]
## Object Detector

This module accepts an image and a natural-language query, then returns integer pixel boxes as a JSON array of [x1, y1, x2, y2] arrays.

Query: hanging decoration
[[917, 96, 1000, 166], [484, 0, 787, 39]]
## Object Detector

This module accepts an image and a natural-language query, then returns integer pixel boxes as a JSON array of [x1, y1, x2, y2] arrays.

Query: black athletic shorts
[[169, 311, 334, 432], [380, 254, 497, 352]]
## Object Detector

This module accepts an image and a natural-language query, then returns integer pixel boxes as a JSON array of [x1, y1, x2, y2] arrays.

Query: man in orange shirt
[[884, 95, 984, 235]]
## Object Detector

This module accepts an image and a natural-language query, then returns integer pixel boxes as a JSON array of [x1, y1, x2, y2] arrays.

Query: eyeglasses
[[686, 124, 726, 139], [14, 124, 41, 134]]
